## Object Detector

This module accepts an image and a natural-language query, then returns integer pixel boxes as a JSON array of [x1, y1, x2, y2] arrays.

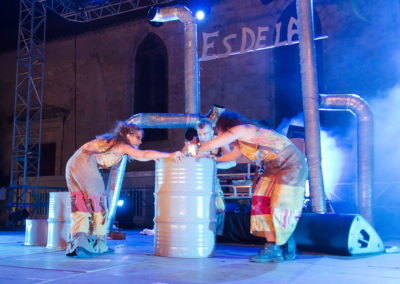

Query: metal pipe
[[126, 105, 225, 129], [127, 113, 198, 128], [148, 5, 199, 115], [204, 104, 226, 127], [105, 155, 127, 234], [319, 94, 374, 223], [296, 0, 327, 213]]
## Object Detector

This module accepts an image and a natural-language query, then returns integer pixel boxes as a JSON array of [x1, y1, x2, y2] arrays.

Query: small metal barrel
[[46, 192, 71, 249], [25, 219, 48, 246]]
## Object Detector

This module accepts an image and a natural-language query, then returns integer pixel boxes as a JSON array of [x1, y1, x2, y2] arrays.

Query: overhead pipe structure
[[296, 0, 327, 213], [127, 113, 198, 128], [319, 94, 374, 223], [103, 3, 377, 234], [106, 5, 220, 235], [126, 105, 225, 128], [148, 5, 200, 115]]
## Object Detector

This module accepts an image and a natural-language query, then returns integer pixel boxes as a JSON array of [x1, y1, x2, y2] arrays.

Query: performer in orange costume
[[197, 111, 308, 262], [65, 121, 184, 257]]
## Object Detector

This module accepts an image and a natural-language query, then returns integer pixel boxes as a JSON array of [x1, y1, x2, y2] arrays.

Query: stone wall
[[1, 0, 399, 176]]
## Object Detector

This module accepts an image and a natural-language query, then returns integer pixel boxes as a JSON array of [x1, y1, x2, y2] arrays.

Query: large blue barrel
[[154, 157, 216, 258]]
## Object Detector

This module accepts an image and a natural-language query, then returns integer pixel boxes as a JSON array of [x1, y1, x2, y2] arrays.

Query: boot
[[66, 232, 93, 258], [66, 192, 94, 257], [88, 194, 109, 254], [92, 212, 108, 253], [281, 235, 296, 261], [249, 243, 284, 263]]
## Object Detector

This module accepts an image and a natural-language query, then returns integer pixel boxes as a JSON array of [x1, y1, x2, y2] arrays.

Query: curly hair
[[97, 121, 143, 148], [215, 111, 248, 133]]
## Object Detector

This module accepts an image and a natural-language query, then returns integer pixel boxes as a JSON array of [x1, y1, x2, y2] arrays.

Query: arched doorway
[[134, 33, 168, 141]]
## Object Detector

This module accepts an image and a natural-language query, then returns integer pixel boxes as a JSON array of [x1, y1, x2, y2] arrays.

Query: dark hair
[[216, 111, 248, 133], [185, 127, 198, 141], [196, 118, 212, 130], [97, 121, 143, 147]]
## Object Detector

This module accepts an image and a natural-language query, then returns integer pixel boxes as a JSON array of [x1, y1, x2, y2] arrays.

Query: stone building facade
[[0, 0, 399, 234]]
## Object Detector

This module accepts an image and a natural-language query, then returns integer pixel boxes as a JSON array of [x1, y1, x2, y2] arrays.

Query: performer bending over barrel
[[65, 121, 184, 257], [196, 111, 308, 262]]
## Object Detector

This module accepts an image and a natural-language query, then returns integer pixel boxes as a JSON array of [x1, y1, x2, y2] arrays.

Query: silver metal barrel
[[154, 157, 216, 258], [25, 219, 48, 246], [46, 192, 71, 249]]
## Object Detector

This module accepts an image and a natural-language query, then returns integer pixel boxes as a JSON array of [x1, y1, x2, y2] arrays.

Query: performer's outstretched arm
[[197, 125, 250, 156], [120, 144, 184, 162]]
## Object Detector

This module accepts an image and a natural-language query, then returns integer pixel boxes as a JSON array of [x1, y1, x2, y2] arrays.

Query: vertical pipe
[[183, 10, 199, 115], [105, 155, 128, 234], [148, 5, 199, 115], [296, 0, 327, 213], [319, 94, 373, 223], [358, 109, 373, 223]]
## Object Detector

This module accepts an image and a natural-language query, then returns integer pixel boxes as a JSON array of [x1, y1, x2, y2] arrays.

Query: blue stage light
[[195, 10, 205, 20], [117, 200, 124, 207]]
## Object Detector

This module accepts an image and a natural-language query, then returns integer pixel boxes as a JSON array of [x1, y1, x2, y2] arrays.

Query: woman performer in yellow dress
[[65, 121, 184, 257], [197, 111, 308, 262]]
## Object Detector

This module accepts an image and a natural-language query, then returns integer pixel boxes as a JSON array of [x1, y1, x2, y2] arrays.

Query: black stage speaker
[[294, 213, 385, 256]]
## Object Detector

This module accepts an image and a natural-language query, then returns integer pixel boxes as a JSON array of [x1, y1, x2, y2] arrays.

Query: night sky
[[0, 1, 19, 52], [0, 0, 209, 53], [0, 1, 165, 53]]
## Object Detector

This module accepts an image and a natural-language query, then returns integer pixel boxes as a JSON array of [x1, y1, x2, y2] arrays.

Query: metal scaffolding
[[10, 0, 47, 216], [9, 0, 176, 220], [45, 0, 177, 22]]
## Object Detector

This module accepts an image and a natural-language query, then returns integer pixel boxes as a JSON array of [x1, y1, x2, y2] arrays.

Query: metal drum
[[46, 192, 71, 249], [154, 157, 216, 258], [25, 219, 48, 246]]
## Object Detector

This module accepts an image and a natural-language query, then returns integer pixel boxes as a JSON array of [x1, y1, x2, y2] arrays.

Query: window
[[134, 33, 168, 141]]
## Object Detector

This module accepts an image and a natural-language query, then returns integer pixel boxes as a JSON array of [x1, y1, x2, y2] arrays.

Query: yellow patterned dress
[[239, 128, 308, 245], [65, 139, 123, 256]]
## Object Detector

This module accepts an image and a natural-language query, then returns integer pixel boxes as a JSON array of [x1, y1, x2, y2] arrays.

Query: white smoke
[[370, 85, 400, 182], [276, 113, 345, 200], [320, 130, 344, 200]]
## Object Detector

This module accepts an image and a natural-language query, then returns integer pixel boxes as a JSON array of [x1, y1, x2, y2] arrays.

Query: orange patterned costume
[[238, 128, 308, 245], [65, 139, 123, 256]]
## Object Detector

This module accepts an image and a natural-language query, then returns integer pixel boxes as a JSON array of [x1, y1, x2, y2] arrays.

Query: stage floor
[[0, 230, 399, 284]]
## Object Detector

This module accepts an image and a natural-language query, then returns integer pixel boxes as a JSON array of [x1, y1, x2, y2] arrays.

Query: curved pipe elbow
[[204, 104, 226, 127], [319, 94, 373, 123], [148, 5, 195, 24]]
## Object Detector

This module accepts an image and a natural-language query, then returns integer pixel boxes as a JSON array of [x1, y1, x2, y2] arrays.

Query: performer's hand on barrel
[[195, 146, 209, 160], [169, 151, 185, 162]]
